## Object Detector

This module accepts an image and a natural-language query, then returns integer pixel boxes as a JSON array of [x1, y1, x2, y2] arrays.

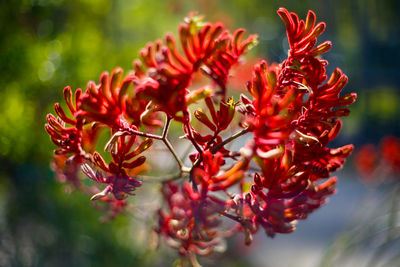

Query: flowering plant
[[355, 136, 400, 184], [45, 8, 356, 265]]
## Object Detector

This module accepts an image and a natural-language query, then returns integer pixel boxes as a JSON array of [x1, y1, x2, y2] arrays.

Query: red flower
[[194, 151, 248, 191], [93, 196, 128, 222], [247, 174, 337, 237], [155, 181, 226, 257], [44, 8, 356, 262], [246, 61, 295, 147], [50, 153, 82, 189], [355, 136, 400, 183], [236, 7, 356, 242], [45, 86, 83, 155], [156, 151, 249, 257], [354, 144, 378, 179], [81, 134, 152, 200], [190, 97, 239, 158], [134, 13, 257, 120], [76, 68, 137, 129], [381, 136, 400, 172]]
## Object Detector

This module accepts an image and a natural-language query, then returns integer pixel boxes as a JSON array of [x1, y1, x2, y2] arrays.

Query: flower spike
[[45, 9, 356, 263]]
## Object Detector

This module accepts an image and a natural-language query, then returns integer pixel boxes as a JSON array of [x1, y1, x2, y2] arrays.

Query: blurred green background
[[1, 0, 399, 266]]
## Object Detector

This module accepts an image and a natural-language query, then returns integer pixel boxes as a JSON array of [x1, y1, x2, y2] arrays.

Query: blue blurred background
[[1, 0, 399, 266]]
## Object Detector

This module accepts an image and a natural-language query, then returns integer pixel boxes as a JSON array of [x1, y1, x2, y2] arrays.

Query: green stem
[[123, 115, 190, 175], [211, 127, 250, 154]]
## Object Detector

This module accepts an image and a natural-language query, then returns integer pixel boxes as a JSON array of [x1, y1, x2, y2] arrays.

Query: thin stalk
[[137, 172, 187, 183], [124, 127, 163, 140], [219, 211, 243, 223], [162, 116, 172, 138], [184, 122, 203, 154], [161, 116, 189, 173], [163, 138, 186, 171], [122, 115, 190, 175], [211, 127, 250, 154]]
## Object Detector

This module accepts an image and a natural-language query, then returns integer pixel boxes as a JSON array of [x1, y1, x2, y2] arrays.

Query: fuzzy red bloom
[[93, 196, 128, 222], [45, 86, 83, 155], [155, 181, 226, 257], [246, 61, 295, 147], [236, 8, 356, 241], [81, 134, 151, 200], [190, 97, 239, 160], [156, 151, 250, 257], [194, 151, 248, 191], [381, 136, 400, 172], [354, 144, 378, 178], [232, 176, 336, 238], [355, 136, 400, 183], [45, 9, 356, 263], [133, 13, 257, 120], [50, 154, 82, 188], [76, 68, 137, 129]]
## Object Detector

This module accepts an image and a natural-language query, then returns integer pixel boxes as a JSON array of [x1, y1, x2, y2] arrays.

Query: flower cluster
[[46, 8, 355, 265], [355, 136, 400, 183]]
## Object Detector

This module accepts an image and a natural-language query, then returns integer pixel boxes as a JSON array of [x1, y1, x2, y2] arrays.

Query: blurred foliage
[[0, 0, 399, 266], [320, 185, 400, 267]]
